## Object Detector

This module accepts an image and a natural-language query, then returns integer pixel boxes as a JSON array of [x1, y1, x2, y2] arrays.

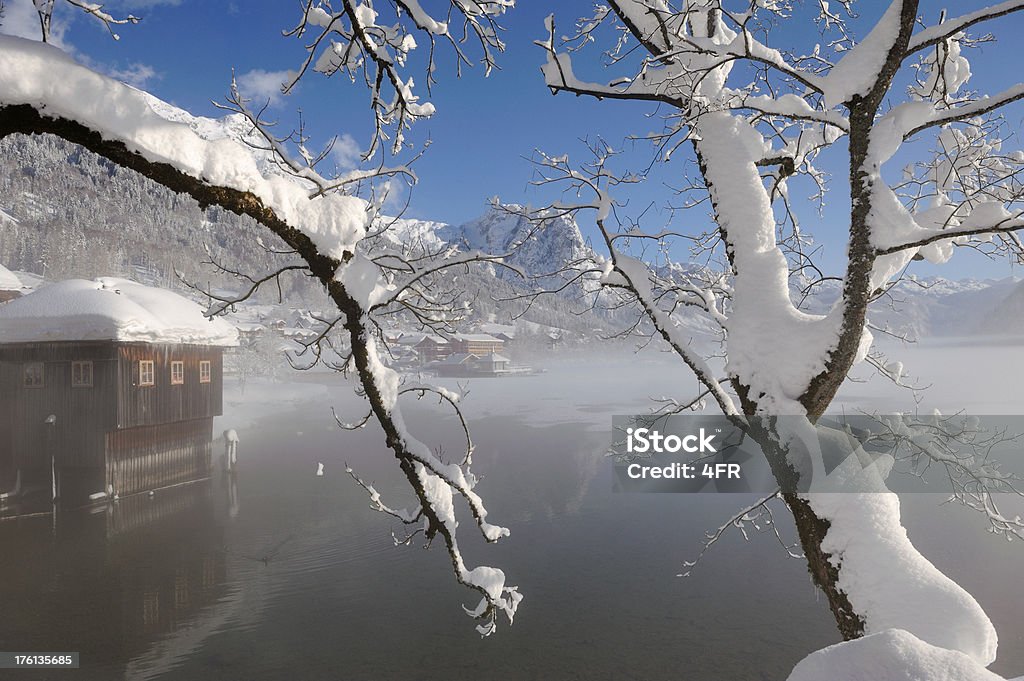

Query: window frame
[[139, 360, 155, 387], [199, 360, 211, 384], [71, 360, 94, 388], [23, 362, 44, 388], [170, 360, 185, 386]]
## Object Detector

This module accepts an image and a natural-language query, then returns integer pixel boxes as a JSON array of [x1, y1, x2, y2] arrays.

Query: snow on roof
[[455, 333, 502, 342], [0, 264, 23, 290], [480, 353, 510, 363], [0, 278, 238, 346], [394, 334, 421, 345], [437, 353, 479, 364], [414, 334, 449, 345]]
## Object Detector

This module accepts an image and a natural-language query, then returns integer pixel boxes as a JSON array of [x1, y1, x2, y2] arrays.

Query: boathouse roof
[[0, 277, 238, 346]]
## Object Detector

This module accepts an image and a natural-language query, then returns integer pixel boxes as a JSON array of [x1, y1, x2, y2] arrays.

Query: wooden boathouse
[[0, 278, 237, 503]]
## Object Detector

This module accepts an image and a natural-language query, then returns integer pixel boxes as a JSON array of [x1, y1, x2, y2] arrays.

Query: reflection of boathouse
[[0, 278, 237, 502], [0, 481, 229, 672]]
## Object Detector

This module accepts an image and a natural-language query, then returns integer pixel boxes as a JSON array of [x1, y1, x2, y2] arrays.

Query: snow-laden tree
[[0, 0, 523, 636], [527, 0, 1024, 674]]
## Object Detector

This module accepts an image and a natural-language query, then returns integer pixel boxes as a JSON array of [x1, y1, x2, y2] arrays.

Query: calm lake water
[[1, 354, 1022, 680]]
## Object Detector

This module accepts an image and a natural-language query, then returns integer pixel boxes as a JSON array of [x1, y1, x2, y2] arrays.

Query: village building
[[476, 352, 511, 374], [413, 335, 451, 364], [433, 352, 478, 377], [449, 333, 504, 356], [433, 351, 511, 377], [0, 278, 238, 504], [476, 323, 516, 345]]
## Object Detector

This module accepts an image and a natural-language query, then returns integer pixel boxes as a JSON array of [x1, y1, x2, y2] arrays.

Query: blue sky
[[3, 0, 1024, 279], [2, 0, 648, 224]]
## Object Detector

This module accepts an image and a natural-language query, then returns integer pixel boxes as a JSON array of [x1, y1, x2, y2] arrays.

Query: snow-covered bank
[[787, 629, 1006, 681]]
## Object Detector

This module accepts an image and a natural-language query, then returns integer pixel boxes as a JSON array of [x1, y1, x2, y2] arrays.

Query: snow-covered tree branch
[[0, 0, 523, 636], [283, 0, 511, 158], [532, 0, 1024, 673]]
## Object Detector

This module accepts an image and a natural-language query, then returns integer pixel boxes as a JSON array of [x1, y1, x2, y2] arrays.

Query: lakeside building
[[0, 278, 237, 504], [433, 351, 512, 377]]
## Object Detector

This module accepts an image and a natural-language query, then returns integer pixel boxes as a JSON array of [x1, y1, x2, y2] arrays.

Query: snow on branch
[[215, 78, 419, 199], [539, 0, 1024, 656], [678, 489, 801, 578], [538, 8, 826, 114], [283, 0, 511, 158], [0, 30, 521, 635], [905, 0, 1024, 56], [903, 83, 1024, 139], [517, 146, 741, 417], [867, 412, 1024, 542], [28, 0, 139, 42], [0, 37, 368, 262]]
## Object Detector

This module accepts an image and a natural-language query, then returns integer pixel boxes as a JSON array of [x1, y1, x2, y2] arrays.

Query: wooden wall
[[116, 344, 224, 429], [0, 341, 119, 474], [105, 418, 213, 497], [0, 340, 224, 496]]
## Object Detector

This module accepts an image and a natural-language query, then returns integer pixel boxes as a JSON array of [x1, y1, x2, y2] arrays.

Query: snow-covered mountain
[[447, 207, 592, 281], [800, 275, 1023, 339], [974, 278, 1024, 336], [2, 97, 1023, 342], [0, 129, 616, 335], [385, 205, 596, 295]]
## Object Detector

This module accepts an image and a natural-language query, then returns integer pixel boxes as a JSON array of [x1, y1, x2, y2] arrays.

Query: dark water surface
[[1, 373, 1021, 680]]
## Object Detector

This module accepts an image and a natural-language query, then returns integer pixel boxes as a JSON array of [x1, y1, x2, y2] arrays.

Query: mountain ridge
[[0, 97, 1021, 341]]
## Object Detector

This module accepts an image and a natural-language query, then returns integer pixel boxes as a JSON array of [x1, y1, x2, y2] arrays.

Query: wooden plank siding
[[0, 340, 224, 499], [0, 342, 119, 477], [117, 344, 224, 429], [106, 418, 213, 497]]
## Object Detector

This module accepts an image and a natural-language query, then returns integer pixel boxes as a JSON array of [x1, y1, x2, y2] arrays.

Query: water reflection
[[0, 482, 228, 680], [0, 389, 1020, 680]]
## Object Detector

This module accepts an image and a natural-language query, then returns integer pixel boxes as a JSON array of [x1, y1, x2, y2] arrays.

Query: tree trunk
[[782, 492, 865, 639], [736, 397, 866, 640]]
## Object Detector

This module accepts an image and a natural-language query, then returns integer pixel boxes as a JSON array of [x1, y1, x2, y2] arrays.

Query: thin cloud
[[108, 62, 160, 88], [235, 68, 293, 108], [330, 134, 364, 172]]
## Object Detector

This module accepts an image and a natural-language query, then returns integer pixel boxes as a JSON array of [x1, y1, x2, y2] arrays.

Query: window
[[23, 362, 44, 388], [71, 361, 93, 388], [199, 360, 211, 384], [170, 361, 184, 385], [139, 360, 155, 386]]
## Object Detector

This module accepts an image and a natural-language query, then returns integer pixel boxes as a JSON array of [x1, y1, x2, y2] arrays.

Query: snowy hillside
[[802, 276, 1022, 339], [0, 131, 618, 336], [1, 99, 1022, 342]]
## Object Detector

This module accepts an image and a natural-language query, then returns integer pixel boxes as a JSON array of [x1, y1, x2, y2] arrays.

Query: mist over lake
[[2, 343, 1021, 680]]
